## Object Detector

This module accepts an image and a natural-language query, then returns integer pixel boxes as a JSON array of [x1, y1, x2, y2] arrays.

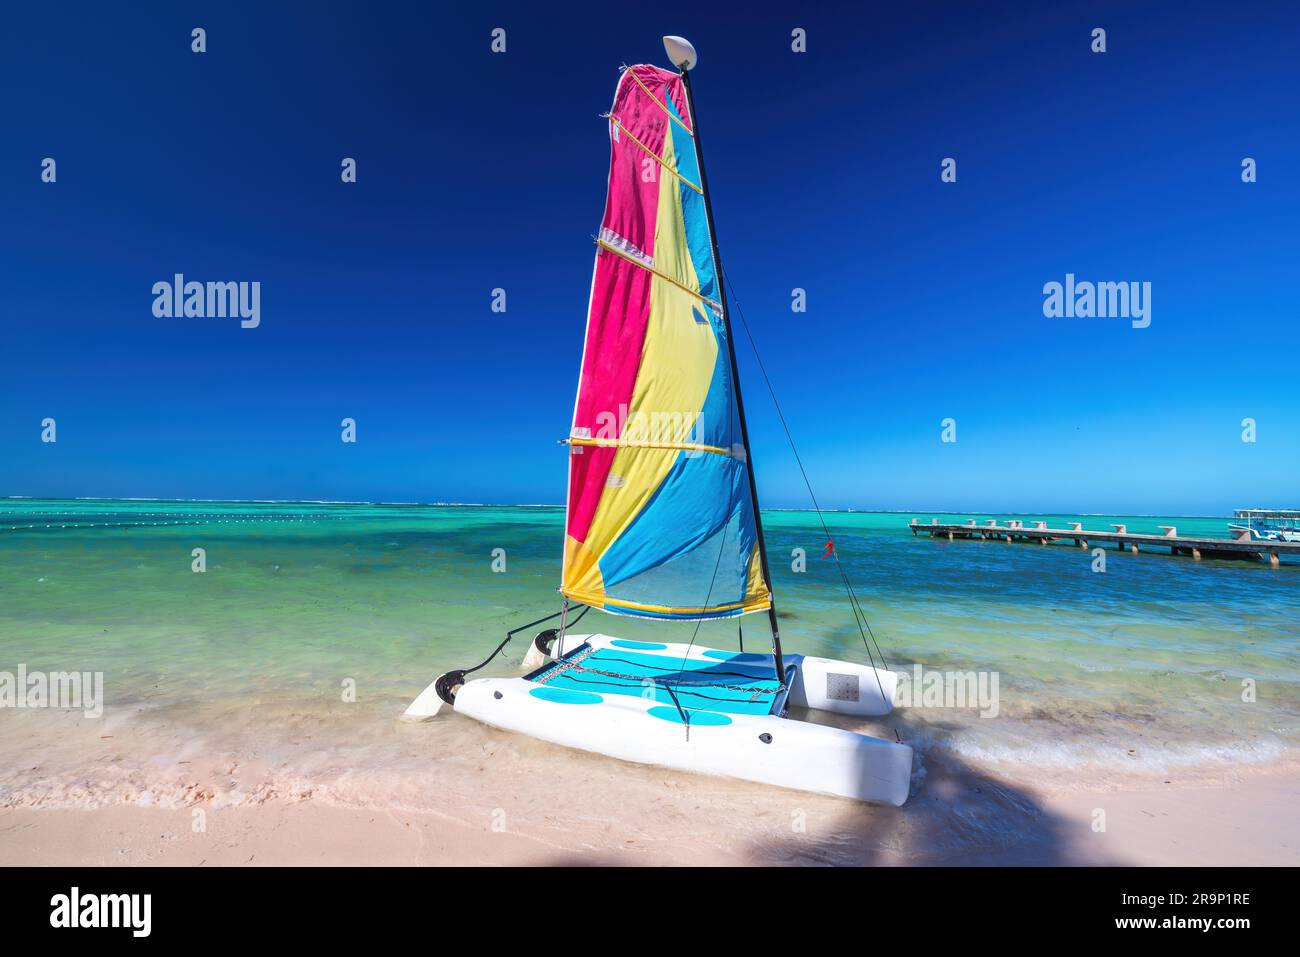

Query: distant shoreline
[[0, 496, 1239, 520]]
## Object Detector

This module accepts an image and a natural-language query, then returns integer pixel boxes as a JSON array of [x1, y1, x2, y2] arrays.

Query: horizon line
[[0, 495, 1238, 519]]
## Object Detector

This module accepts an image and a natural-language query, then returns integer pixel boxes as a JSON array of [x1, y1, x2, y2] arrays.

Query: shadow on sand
[[540, 718, 1125, 866], [746, 736, 1107, 866]]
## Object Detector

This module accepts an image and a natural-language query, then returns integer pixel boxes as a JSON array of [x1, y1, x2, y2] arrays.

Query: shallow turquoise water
[[1, 500, 1297, 811]]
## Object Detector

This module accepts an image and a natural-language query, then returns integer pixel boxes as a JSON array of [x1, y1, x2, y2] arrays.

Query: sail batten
[[569, 436, 737, 457], [593, 238, 721, 310], [623, 66, 695, 136], [561, 64, 771, 621], [604, 115, 703, 193]]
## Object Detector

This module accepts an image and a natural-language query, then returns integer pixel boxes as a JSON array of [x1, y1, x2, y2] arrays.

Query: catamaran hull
[[447, 635, 913, 806]]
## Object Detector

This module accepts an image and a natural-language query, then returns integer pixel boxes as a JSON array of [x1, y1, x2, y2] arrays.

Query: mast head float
[[662, 36, 698, 71]]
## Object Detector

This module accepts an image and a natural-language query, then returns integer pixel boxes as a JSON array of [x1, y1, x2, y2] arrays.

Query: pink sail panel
[[567, 67, 690, 545]]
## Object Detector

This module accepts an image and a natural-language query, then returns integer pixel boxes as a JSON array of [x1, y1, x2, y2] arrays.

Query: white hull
[[440, 634, 913, 806]]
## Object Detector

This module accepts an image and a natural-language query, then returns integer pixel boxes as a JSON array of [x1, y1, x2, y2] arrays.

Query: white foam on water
[[926, 730, 1287, 773]]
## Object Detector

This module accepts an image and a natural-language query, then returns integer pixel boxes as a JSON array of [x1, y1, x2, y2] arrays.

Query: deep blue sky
[[3, 1, 1296, 513]]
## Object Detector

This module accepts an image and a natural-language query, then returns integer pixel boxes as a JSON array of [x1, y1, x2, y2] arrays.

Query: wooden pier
[[909, 518, 1298, 567]]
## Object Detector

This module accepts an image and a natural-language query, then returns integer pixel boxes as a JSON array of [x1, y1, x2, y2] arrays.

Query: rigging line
[[670, 343, 766, 695], [621, 65, 693, 137], [560, 653, 778, 681], [662, 681, 690, 738], [547, 674, 777, 706], [558, 665, 777, 694], [504, 605, 589, 670], [720, 267, 894, 693], [532, 644, 596, 684], [724, 265, 889, 674], [674, 505, 732, 688], [602, 113, 702, 194], [550, 671, 776, 695], [671, 354, 744, 685], [464, 604, 588, 677], [672, 247, 746, 693]]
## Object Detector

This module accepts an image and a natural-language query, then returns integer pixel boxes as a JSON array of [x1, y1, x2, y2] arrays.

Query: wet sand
[[4, 757, 1295, 867]]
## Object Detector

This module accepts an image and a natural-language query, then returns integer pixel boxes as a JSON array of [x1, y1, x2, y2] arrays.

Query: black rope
[[549, 673, 777, 707], [673, 476, 733, 678], [673, 294, 743, 679], [567, 652, 775, 681], [463, 604, 589, 676], [662, 682, 690, 738], [563, 664, 779, 694], [721, 267, 893, 706]]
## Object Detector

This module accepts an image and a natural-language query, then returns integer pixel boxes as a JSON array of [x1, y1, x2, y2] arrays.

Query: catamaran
[[405, 37, 913, 806]]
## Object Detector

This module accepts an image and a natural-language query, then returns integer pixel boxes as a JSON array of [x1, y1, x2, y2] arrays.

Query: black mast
[[677, 64, 786, 684]]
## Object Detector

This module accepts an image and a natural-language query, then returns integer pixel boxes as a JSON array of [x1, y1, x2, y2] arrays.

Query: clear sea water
[[1, 500, 1297, 860]]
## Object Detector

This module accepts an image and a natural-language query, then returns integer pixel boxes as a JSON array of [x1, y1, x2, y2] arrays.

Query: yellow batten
[[624, 68, 693, 137], [606, 115, 702, 194], [561, 588, 772, 617], [595, 240, 721, 313], [568, 436, 733, 457]]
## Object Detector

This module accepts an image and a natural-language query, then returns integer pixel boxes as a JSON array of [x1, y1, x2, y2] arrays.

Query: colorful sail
[[561, 64, 771, 620]]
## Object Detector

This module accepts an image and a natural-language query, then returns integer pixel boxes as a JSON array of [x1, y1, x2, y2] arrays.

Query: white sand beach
[[4, 733, 1296, 866]]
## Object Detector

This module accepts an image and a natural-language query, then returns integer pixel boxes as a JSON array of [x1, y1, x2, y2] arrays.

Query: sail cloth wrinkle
[[562, 64, 770, 620]]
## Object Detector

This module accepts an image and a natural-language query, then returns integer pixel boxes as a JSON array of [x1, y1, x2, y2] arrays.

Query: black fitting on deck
[[434, 670, 466, 705], [533, 628, 559, 659]]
